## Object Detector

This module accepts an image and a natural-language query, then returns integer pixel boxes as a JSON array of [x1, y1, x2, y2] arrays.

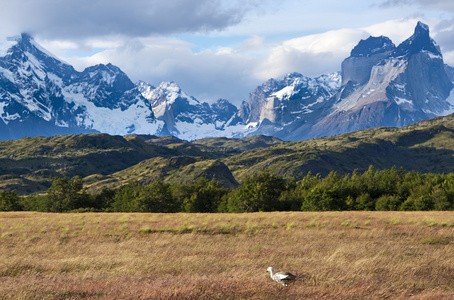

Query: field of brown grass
[[0, 211, 453, 299]]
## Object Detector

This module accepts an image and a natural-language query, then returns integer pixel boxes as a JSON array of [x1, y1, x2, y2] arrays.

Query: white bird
[[266, 267, 297, 286]]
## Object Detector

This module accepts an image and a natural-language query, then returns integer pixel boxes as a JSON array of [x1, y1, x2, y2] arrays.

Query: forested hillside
[[1, 114, 454, 212], [2, 167, 454, 212]]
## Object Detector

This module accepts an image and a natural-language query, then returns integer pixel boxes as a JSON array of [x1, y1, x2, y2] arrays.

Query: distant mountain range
[[0, 22, 453, 141]]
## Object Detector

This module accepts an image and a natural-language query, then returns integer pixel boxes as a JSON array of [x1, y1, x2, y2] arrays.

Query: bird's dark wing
[[276, 272, 296, 280]]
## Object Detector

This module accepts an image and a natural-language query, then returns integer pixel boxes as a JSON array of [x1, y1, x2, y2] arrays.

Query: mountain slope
[[236, 22, 454, 141], [238, 72, 341, 139], [224, 113, 454, 182], [306, 22, 454, 139], [0, 34, 162, 140], [1, 22, 454, 142], [0, 133, 280, 193], [3, 113, 454, 194], [137, 81, 246, 140]]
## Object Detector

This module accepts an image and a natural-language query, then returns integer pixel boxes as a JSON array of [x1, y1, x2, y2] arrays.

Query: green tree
[[0, 190, 21, 211], [93, 188, 116, 211], [110, 181, 142, 212], [430, 186, 450, 211], [19, 195, 49, 212], [301, 189, 335, 211], [136, 180, 177, 212], [278, 188, 303, 211], [355, 193, 374, 210], [226, 170, 286, 212], [400, 182, 434, 211], [375, 194, 402, 211], [181, 178, 228, 213], [301, 171, 347, 211], [47, 176, 86, 212]]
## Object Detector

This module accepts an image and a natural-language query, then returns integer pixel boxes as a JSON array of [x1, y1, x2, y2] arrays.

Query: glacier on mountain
[[1, 22, 454, 141], [0, 33, 164, 140]]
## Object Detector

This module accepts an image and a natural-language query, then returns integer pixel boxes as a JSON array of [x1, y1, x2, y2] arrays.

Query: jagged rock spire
[[392, 21, 441, 58]]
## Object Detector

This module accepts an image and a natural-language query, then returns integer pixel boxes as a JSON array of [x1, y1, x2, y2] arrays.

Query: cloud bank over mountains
[[0, 0, 269, 38], [0, 1, 454, 105]]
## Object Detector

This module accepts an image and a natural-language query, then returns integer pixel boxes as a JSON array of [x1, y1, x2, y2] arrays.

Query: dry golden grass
[[0, 211, 453, 299]]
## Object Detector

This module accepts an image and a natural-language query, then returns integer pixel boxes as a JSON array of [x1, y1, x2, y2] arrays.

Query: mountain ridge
[[0, 22, 453, 141], [302, 21, 454, 140]]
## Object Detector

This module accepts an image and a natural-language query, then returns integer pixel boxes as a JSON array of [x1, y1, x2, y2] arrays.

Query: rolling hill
[[1, 113, 454, 194]]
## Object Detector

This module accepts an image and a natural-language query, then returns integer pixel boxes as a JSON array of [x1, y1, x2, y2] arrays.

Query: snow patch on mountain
[[422, 50, 443, 60], [0, 66, 15, 82], [0, 102, 21, 125], [441, 89, 454, 116], [29, 37, 64, 62], [272, 85, 297, 100], [148, 81, 198, 105], [174, 120, 258, 141], [270, 73, 340, 101], [316, 72, 342, 91], [395, 97, 414, 107], [0, 36, 19, 57], [61, 88, 162, 135]]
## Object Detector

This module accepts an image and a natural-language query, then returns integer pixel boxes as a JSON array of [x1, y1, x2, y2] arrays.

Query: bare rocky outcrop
[[308, 21, 454, 139]]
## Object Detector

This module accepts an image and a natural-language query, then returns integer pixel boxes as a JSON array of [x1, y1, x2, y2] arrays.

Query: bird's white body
[[266, 267, 297, 286]]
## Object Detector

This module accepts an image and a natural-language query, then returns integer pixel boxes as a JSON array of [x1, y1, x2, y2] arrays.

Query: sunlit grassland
[[0, 211, 453, 299]]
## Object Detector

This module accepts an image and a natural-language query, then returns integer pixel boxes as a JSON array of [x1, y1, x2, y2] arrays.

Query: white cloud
[[362, 18, 439, 45], [64, 36, 258, 104], [255, 29, 370, 80], [443, 51, 454, 67], [236, 35, 266, 54], [3, 0, 452, 107], [379, 0, 454, 12], [57, 17, 454, 107], [0, 0, 273, 40]]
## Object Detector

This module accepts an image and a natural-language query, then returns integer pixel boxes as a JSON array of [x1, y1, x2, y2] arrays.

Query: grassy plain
[[0, 211, 453, 299]]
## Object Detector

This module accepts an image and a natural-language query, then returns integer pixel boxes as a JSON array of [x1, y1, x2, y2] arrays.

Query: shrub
[[46, 176, 87, 212], [0, 190, 21, 211], [225, 170, 286, 212], [375, 194, 402, 211]]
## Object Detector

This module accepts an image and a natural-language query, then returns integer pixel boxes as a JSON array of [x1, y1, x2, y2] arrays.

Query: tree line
[[1, 166, 454, 212]]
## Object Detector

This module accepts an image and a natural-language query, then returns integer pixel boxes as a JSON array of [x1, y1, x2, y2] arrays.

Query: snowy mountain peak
[[4, 32, 76, 80], [81, 63, 132, 87], [19, 32, 33, 43], [392, 22, 441, 58], [13, 33, 63, 62], [0, 35, 20, 57], [142, 81, 199, 107], [315, 72, 342, 92], [1, 23, 454, 142], [350, 36, 395, 58], [0, 33, 163, 140], [158, 81, 183, 95], [415, 21, 430, 34], [136, 80, 156, 99]]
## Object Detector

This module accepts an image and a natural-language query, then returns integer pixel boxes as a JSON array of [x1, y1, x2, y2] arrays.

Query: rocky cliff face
[[236, 22, 454, 140], [445, 64, 454, 82], [307, 21, 454, 138], [341, 36, 395, 85]]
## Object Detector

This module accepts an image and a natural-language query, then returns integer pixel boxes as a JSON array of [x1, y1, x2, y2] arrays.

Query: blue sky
[[1, 0, 453, 105]]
